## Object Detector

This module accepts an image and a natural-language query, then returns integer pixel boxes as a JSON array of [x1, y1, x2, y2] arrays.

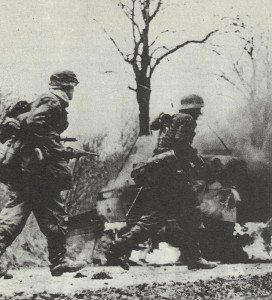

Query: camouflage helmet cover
[[49, 70, 79, 87], [180, 94, 204, 110]]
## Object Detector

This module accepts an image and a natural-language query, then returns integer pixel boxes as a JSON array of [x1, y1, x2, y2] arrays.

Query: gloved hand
[[159, 113, 172, 127], [73, 149, 91, 159]]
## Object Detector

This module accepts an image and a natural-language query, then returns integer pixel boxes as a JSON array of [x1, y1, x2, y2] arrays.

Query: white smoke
[[104, 222, 127, 232], [234, 222, 272, 260], [130, 242, 181, 265]]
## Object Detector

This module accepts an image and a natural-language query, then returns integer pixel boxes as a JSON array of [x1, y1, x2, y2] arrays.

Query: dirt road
[[1, 263, 272, 299]]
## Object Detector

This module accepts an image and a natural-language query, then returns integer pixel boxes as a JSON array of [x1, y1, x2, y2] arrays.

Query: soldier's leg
[[116, 210, 167, 252], [106, 210, 167, 270], [106, 188, 167, 269], [178, 186, 217, 269], [32, 187, 85, 276], [0, 185, 31, 276]]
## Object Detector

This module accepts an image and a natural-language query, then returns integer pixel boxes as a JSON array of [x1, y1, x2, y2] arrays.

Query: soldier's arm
[[169, 114, 199, 163], [150, 113, 164, 131], [18, 96, 62, 135], [18, 96, 94, 160], [43, 136, 91, 160], [17, 98, 80, 159]]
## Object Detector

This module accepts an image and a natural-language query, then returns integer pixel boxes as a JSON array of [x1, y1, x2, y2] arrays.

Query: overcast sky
[[0, 0, 271, 148]]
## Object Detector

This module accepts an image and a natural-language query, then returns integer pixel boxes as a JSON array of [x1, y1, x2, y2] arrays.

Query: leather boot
[[105, 242, 130, 270], [180, 228, 218, 270], [188, 257, 218, 270], [50, 258, 86, 277], [105, 225, 146, 270]]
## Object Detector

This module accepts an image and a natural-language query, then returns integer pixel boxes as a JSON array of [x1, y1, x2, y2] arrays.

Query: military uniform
[[0, 71, 86, 276], [107, 95, 217, 270], [160, 112, 199, 168], [150, 113, 171, 155]]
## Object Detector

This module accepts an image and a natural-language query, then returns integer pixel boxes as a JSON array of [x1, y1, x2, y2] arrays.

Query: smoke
[[104, 222, 127, 232], [130, 242, 181, 265], [234, 222, 272, 260]]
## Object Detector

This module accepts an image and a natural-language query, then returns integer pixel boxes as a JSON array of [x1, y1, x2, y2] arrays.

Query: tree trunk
[[136, 78, 151, 136]]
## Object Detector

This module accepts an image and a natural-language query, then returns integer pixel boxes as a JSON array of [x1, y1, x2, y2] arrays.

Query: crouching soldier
[[0, 70, 92, 277], [106, 94, 217, 270]]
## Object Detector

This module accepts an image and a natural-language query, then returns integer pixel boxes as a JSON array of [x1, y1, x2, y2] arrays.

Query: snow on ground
[[1, 263, 272, 299]]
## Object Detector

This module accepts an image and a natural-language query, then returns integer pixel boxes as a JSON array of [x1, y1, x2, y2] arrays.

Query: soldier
[[106, 94, 217, 270], [0, 70, 91, 277]]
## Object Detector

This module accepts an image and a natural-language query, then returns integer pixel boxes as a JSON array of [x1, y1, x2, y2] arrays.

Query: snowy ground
[[1, 263, 272, 299]]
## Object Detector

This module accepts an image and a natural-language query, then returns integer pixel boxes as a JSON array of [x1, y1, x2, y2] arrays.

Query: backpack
[[0, 101, 31, 167], [131, 150, 178, 188], [0, 101, 31, 143]]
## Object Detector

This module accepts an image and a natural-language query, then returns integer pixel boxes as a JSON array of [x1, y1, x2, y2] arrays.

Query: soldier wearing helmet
[[0, 70, 90, 278], [154, 94, 204, 167], [106, 94, 217, 271], [166, 94, 205, 168]]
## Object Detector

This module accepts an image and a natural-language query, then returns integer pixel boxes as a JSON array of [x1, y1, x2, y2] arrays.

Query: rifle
[[58, 137, 99, 157], [126, 186, 143, 218], [206, 124, 232, 156], [84, 152, 99, 157], [60, 138, 99, 156], [60, 137, 78, 142]]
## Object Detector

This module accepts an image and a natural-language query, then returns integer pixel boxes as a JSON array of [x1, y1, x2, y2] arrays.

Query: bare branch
[[150, 29, 219, 76], [118, 0, 130, 10], [220, 43, 252, 93], [141, 0, 149, 21], [219, 72, 249, 99], [149, 29, 177, 47], [149, 0, 162, 22], [93, 19, 131, 64], [128, 85, 137, 92], [131, 0, 137, 44], [150, 46, 170, 58], [204, 44, 221, 56], [210, 49, 221, 56], [119, 0, 141, 36], [131, 35, 143, 75], [232, 61, 251, 93]]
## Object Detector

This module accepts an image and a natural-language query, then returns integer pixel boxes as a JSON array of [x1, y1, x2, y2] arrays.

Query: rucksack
[[0, 101, 31, 165], [131, 150, 178, 188], [0, 101, 31, 143]]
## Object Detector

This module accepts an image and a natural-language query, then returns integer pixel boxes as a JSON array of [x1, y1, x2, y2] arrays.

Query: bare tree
[[214, 17, 272, 150], [97, 0, 218, 135]]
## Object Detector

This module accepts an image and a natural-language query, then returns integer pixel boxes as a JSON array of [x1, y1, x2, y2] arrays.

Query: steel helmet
[[180, 94, 204, 110], [49, 70, 79, 87]]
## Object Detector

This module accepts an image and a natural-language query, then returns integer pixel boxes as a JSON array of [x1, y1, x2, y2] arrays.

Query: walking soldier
[[0, 70, 91, 277]]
